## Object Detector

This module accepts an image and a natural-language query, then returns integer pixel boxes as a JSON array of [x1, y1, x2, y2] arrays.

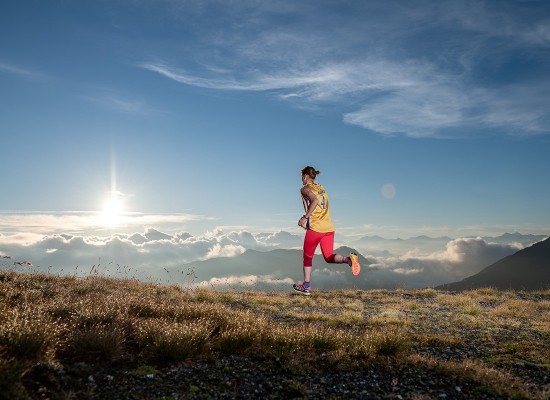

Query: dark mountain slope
[[437, 237, 550, 291]]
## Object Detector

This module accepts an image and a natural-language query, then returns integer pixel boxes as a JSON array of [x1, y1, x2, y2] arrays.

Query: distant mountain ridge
[[351, 232, 547, 258], [481, 232, 547, 245], [437, 237, 550, 291]]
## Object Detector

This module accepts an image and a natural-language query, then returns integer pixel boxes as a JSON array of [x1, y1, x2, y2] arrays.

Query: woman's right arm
[[300, 186, 318, 219]]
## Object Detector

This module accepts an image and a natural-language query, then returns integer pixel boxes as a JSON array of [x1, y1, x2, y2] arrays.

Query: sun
[[100, 192, 126, 227]]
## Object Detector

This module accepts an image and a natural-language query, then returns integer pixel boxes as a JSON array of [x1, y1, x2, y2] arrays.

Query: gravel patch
[[26, 355, 522, 400]]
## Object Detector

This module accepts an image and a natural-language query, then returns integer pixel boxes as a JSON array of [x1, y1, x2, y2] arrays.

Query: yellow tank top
[[301, 182, 335, 233]]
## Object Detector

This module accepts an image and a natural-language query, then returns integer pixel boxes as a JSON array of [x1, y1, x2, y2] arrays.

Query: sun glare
[[100, 192, 126, 227], [96, 150, 132, 228]]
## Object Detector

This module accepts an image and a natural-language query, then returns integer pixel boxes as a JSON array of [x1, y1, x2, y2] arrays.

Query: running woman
[[293, 166, 360, 296]]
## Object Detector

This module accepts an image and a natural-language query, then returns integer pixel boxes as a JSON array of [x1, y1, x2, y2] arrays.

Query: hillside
[[0, 270, 548, 399], [438, 237, 550, 291]]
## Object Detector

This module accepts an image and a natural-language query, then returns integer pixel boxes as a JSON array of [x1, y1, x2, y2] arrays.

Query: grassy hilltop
[[0, 270, 548, 399]]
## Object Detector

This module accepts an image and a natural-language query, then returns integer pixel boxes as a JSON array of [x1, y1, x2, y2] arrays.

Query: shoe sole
[[350, 253, 360, 276], [293, 287, 311, 296]]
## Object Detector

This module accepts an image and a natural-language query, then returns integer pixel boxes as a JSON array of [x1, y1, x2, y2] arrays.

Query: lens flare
[[381, 183, 396, 199]]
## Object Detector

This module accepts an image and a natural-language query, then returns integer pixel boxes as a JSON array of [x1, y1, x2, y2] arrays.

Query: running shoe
[[349, 253, 361, 276], [293, 283, 311, 296]]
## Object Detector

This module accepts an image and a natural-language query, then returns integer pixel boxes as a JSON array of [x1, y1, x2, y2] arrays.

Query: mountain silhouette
[[437, 237, 550, 291]]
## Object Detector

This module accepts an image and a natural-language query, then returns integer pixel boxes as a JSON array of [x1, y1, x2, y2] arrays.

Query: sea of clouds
[[0, 228, 290, 273], [1, 227, 544, 290]]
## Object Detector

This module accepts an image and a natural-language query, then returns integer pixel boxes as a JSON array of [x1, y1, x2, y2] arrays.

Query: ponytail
[[301, 166, 320, 179]]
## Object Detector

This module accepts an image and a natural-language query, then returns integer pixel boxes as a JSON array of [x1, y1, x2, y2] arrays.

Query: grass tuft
[[0, 308, 60, 360], [134, 318, 213, 363], [67, 324, 125, 361]]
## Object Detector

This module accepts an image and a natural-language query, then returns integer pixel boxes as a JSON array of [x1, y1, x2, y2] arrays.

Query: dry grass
[[0, 270, 548, 399]]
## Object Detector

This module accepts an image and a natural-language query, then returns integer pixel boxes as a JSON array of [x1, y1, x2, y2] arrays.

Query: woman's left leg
[[320, 232, 347, 264], [302, 230, 324, 283]]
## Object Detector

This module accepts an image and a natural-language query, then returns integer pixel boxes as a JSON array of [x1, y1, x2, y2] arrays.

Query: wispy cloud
[[441, 0, 550, 47], [0, 62, 47, 81], [136, 0, 550, 138], [139, 58, 469, 138], [0, 211, 208, 234], [83, 90, 155, 115], [138, 61, 350, 92], [470, 84, 550, 135]]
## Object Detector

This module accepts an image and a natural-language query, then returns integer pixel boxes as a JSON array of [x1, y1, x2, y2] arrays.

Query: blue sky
[[1, 0, 550, 244]]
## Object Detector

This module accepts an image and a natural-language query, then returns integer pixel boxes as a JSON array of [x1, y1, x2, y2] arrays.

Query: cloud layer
[[363, 237, 525, 288], [0, 227, 302, 279], [2, 225, 544, 290]]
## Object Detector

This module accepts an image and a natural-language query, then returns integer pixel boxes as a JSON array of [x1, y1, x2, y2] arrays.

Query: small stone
[[455, 386, 461, 392]]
